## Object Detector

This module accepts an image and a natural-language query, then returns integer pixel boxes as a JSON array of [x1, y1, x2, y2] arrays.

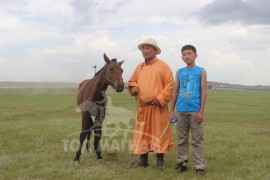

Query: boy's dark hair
[[181, 45, 196, 54]]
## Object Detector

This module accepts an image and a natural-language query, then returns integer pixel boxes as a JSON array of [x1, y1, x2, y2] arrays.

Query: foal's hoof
[[96, 158, 104, 163], [74, 157, 80, 163], [73, 160, 80, 165]]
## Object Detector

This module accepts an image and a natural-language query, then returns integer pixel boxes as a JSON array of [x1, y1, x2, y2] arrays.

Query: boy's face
[[181, 49, 197, 66]]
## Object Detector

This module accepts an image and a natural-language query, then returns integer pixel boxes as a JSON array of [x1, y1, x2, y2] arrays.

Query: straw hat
[[138, 38, 161, 55]]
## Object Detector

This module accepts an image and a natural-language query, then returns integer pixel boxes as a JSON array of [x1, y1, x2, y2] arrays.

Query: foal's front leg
[[85, 131, 91, 153], [93, 107, 105, 161], [94, 126, 103, 160]]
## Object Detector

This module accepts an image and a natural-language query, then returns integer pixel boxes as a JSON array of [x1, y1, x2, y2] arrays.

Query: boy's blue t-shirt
[[176, 66, 203, 112]]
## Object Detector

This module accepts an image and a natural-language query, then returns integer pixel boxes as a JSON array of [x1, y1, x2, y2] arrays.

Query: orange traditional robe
[[128, 57, 174, 154]]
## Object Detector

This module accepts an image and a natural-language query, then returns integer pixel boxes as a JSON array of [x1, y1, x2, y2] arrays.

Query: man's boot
[[156, 153, 165, 170], [136, 153, 149, 167]]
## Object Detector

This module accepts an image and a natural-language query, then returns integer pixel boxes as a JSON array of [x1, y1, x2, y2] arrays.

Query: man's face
[[141, 45, 157, 60], [182, 49, 197, 65]]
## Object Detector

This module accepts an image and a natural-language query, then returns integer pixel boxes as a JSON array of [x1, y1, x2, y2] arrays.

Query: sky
[[0, 0, 270, 86]]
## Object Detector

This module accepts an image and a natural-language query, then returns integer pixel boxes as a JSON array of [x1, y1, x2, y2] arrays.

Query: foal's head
[[103, 53, 124, 92]]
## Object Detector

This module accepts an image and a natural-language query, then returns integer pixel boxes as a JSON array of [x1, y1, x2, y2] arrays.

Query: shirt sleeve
[[156, 63, 174, 107], [128, 64, 141, 95]]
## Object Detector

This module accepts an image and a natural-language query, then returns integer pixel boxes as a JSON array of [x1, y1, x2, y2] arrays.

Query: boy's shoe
[[175, 163, 187, 173], [196, 169, 205, 176]]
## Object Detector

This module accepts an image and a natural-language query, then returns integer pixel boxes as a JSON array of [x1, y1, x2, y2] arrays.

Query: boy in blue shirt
[[170, 45, 207, 175]]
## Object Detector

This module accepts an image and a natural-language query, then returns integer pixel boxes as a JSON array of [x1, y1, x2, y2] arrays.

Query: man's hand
[[151, 98, 161, 106], [130, 86, 139, 96], [152, 98, 162, 112]]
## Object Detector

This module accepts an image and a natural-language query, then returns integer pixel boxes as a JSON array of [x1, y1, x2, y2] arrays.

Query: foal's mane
[[94, 65, 106, 76], [94, 58, 117, 77]]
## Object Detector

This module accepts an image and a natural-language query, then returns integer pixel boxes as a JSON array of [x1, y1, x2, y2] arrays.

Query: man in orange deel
[[128, 38, 174, 170]]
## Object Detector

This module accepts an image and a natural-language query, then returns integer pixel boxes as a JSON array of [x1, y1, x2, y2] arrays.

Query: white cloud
[[210, 51, 253, 67], [0, 0, 270, 85], [201, 51, 270, 85]]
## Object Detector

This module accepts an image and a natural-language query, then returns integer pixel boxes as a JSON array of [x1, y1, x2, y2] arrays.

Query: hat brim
[[138, 43, 161, 55]]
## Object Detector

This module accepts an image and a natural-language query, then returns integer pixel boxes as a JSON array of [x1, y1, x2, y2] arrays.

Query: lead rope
[[126, 95, 157, 168], [127, 95, 139, 168], [127, 64, 144, 168]]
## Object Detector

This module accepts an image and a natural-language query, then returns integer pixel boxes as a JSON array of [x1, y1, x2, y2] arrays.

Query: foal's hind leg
[[74, 111, 93, 162]]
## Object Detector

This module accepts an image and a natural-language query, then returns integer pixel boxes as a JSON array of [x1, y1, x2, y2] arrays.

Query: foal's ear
[[103, 53, 111, 64], [118, 60, 124, 66]]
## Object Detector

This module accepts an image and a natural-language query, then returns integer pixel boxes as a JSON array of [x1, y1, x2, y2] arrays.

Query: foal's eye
[[109, 68, 113, 71]]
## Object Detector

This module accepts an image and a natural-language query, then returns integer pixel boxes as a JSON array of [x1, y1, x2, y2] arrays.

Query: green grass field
[[0, 88, 269, 180]]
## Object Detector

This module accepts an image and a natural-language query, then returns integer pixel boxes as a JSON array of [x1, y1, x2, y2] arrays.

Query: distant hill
[[0, 81, 78, 89], [0, 81, 269, 90], [207, 81, 270, 91]]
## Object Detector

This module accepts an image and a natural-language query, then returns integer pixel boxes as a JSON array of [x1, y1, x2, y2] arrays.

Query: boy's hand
[[197, 111, 204, 124]]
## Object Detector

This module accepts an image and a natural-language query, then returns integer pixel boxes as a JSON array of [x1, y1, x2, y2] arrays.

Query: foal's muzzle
[[113, 78, 124, 92], [115, 83, 124, 92]]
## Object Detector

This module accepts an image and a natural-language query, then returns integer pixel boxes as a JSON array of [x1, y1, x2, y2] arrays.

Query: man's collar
[[143, 57, 158, 65]]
